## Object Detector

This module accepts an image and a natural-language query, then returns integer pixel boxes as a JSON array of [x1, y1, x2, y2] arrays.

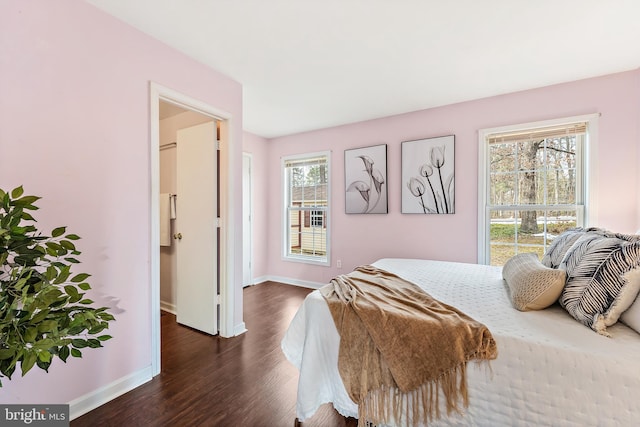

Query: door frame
[[242, 152, 253, 286], [149, 82, 235, 376]]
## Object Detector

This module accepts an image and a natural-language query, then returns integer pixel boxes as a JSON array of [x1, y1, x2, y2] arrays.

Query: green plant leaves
[[71, 273, 90, 283], [24, 327, 38, 343], [0, 348, 16, 360], [51, 227, 66, 238], [37, 350, 52, 363], [0, 186, 116, 387], [11, 186, 24, 199], [37, 320, 58, 333], [58, 345, 70, 362], [64, 285, 79, 299], [20, 351, 37, 376], [71, 339, 88, 348], [60, 240, 76, 251], [53, 266, 71, 285]]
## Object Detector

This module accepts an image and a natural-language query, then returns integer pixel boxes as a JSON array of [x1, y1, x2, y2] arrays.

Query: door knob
[[173, 232, 183, 240]]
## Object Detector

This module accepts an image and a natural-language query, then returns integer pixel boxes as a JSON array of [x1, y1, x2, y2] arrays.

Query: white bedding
[[281, 258, 640, 426]]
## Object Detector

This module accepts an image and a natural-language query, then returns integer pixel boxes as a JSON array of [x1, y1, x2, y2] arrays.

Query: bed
[[282, 244, 640, 426]]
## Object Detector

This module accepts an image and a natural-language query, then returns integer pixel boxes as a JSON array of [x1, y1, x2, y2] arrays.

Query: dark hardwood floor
[[71, 281, 357, 427]]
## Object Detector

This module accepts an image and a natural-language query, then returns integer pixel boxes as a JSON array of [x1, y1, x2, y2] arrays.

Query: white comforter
[[281, 258, 640, 426]]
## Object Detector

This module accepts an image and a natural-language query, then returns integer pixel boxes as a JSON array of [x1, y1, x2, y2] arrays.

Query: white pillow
[[619, 268, 640, 334]]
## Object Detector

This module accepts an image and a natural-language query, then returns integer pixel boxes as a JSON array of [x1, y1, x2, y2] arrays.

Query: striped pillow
[[559, 233, 640, 335], [541, 227, 587, 268]]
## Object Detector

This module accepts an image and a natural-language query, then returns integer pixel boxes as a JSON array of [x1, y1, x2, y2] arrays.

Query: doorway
[[150, 82, 236, 376]]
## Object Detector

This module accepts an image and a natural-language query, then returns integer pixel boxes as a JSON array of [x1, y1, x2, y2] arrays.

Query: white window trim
[[477, 113, 599, 264], [282, 151, 331, 266]]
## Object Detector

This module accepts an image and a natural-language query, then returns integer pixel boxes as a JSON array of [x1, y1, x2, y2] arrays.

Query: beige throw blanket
[[320, 265, 497, 427]]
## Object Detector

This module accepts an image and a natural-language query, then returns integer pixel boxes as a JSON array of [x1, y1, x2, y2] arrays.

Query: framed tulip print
[[401, 135, 455, 214], [345, 144, 388, 214]]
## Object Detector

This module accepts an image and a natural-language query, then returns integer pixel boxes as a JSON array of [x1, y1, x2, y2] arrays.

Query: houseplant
[[0, 186, 115, 387]]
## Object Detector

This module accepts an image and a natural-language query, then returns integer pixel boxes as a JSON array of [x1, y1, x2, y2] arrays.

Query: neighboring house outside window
[[283, 152, 330, 265], [309, 209, 324, 228], [478, 114, 598, 266]]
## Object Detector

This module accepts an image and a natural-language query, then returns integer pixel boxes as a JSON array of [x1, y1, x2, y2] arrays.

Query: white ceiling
[[87, 0, 640, 138]]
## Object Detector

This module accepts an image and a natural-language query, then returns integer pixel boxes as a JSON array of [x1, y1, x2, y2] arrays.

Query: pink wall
[[2, 0, 639, 411], [265, 70, 640, 285], [0, 0, 243, 406], [243, 132, 270, 281]]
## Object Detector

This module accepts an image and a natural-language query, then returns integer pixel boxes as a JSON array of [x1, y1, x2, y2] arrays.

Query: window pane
[[489, 243, 516, 267], [288, 209, 302, 255], [517, 170, 541, 205], [544, 137, 576, 205], [541, 210, 577, 236], [490, 171, 516, 205], [287, 208, 328, 257], [545, 168, 576, 204], [299, 227, 327, 256], [489, 208, 578, 266], [514, 140, 540, 205], [489, 211, 516, 266], [516, 140, 543, 172], [489, 142, 516, 171]]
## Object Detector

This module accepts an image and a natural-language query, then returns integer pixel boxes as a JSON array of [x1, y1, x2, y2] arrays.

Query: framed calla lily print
[[402, 135, 455, 214], [345, 144, 388, 214]]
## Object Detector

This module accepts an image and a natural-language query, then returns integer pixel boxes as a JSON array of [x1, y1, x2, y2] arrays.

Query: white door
[[175, 121, 218, 334], [242, 153, 252, 286]]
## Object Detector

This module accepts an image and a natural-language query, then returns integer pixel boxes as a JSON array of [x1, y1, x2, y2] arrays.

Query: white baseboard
[[69, 365, 153, 420], [233, 322, 247, 336], [251, 275, 269, 285], [262, 275, 325, 289], [249, 275, 324, 289], [160, 300, 176, 314]]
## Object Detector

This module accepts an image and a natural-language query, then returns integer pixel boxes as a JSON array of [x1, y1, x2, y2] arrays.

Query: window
[[309, 210, 324, 228], [478, 115, 598, 266], [283, 152, 330, 265]]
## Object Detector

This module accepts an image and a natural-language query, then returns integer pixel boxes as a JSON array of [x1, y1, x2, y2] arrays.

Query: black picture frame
[[344, 144, 388, 214], [401, 135, 455, 214]]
